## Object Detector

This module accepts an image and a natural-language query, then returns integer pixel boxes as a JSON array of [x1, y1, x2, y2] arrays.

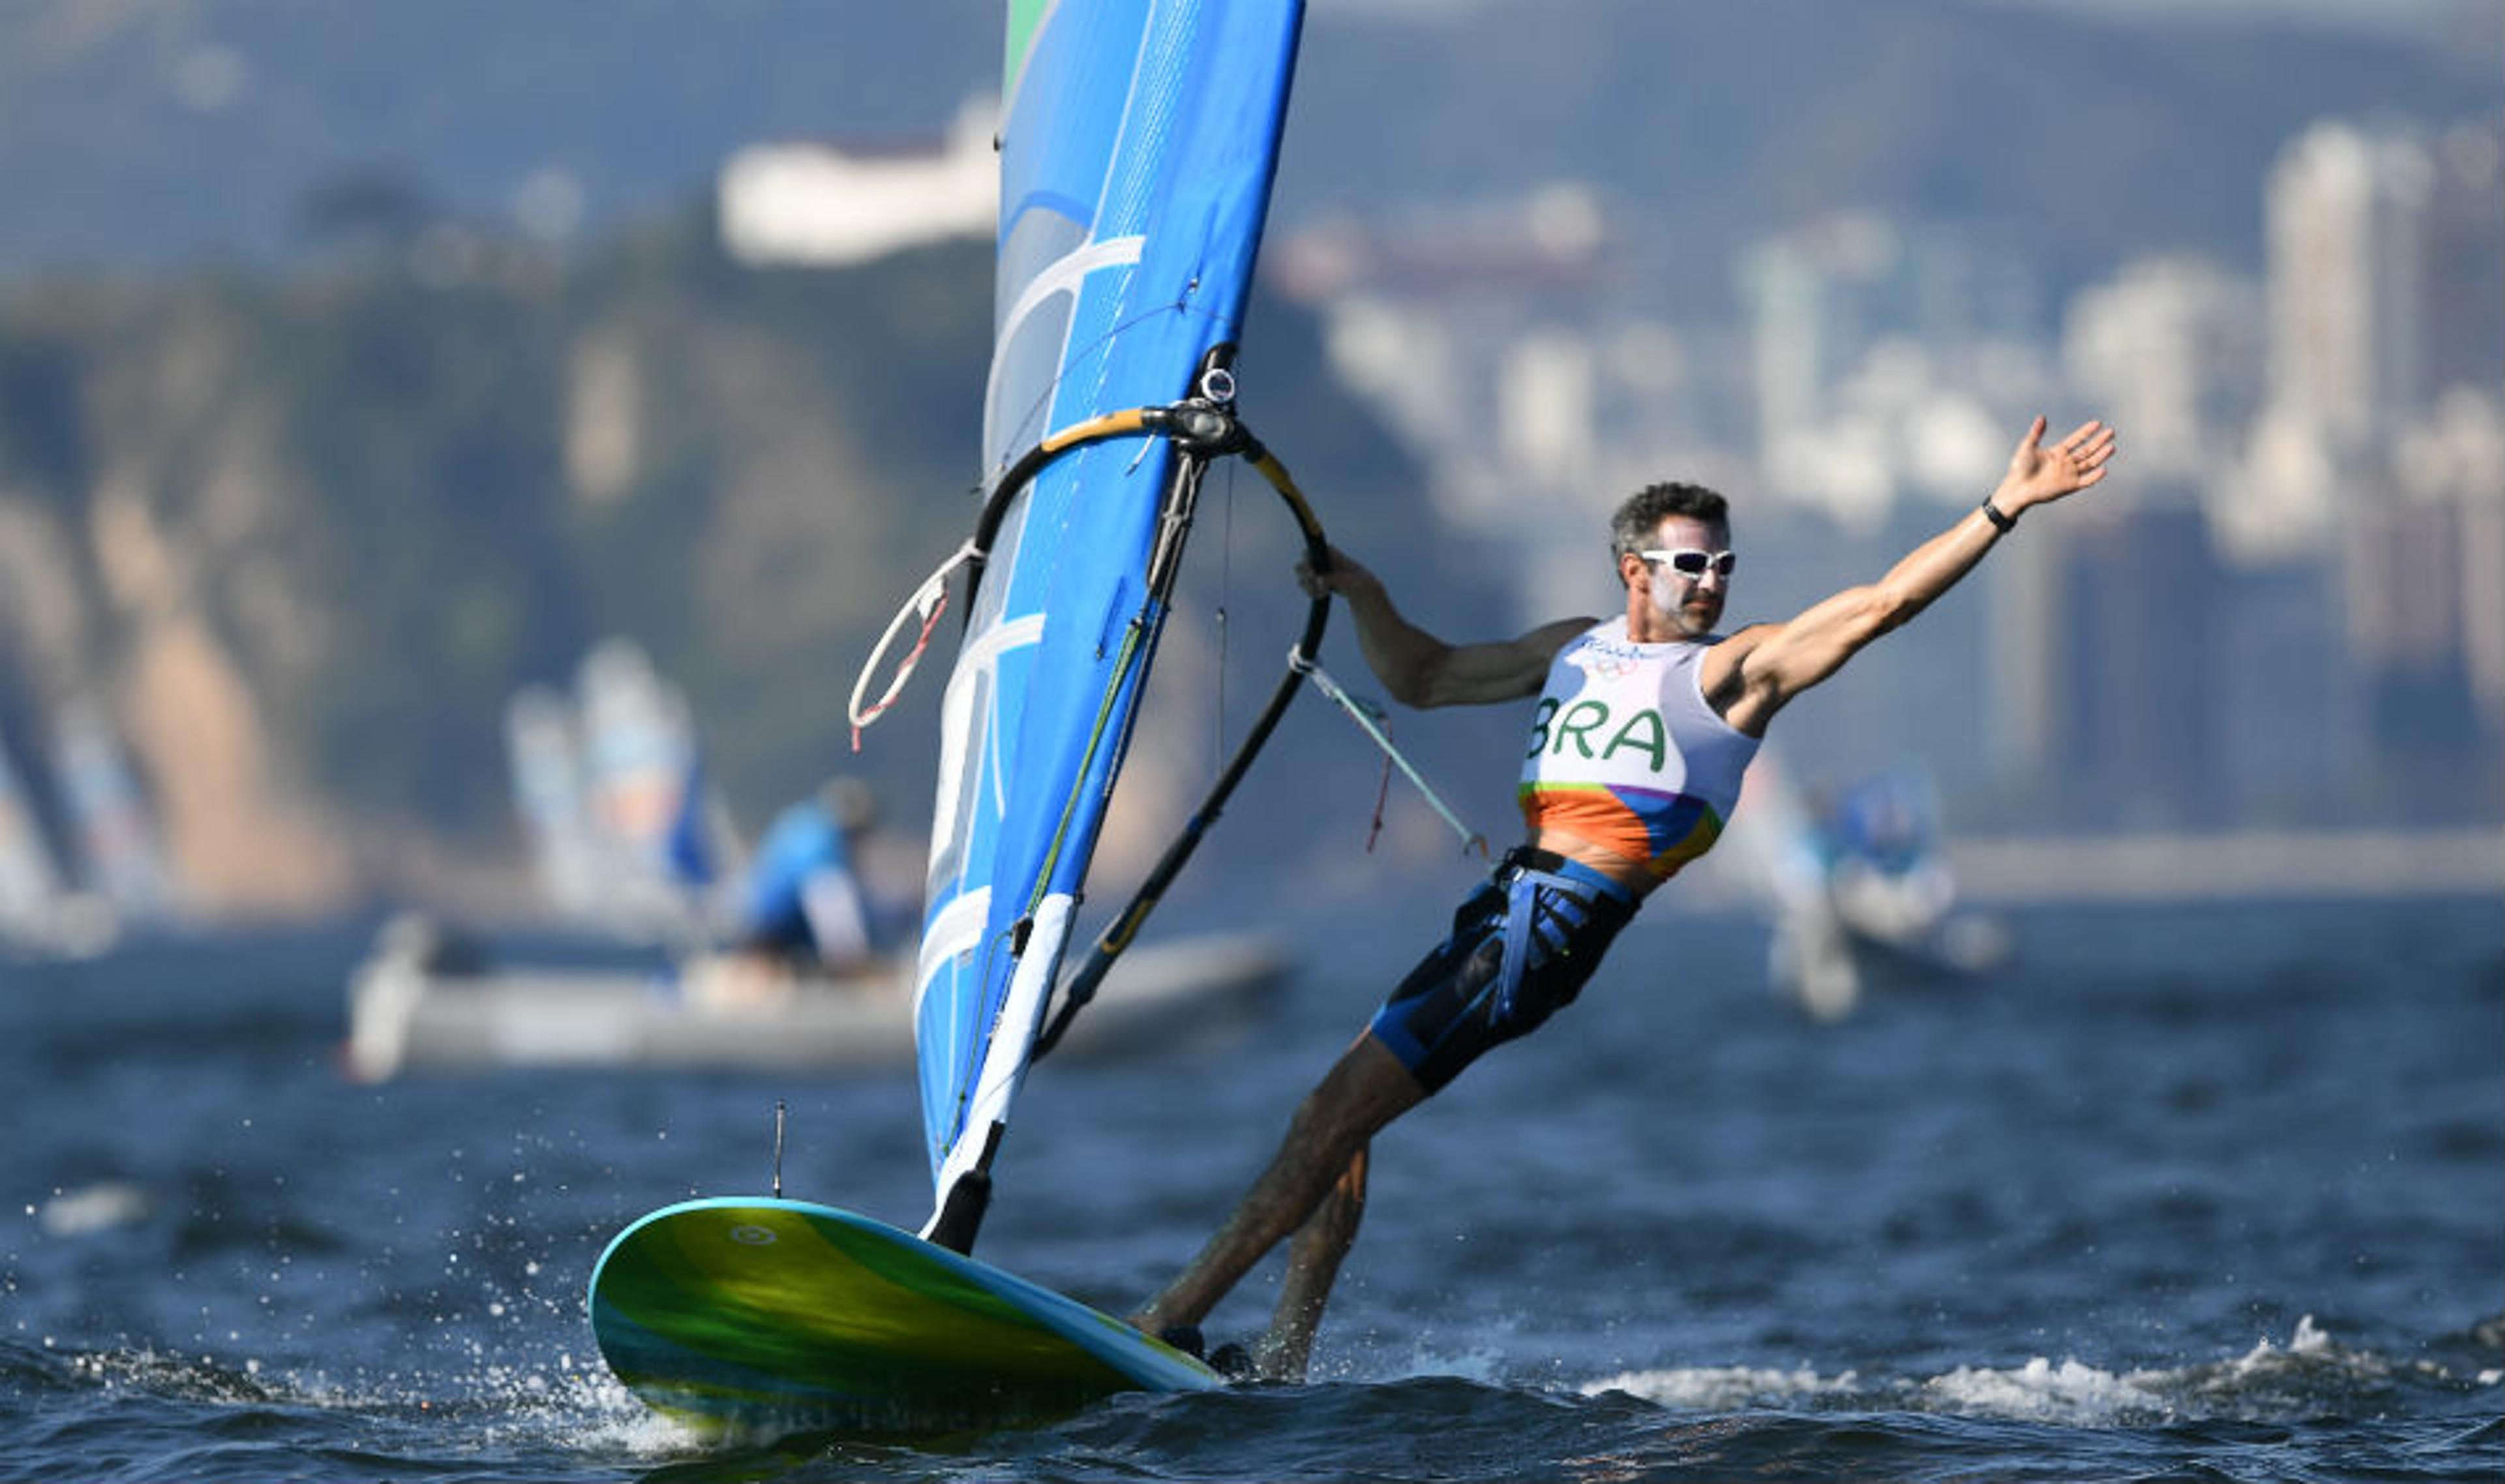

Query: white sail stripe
[[928, 892, 1074, 1221], [959, 604, 1048, 660], [928, 612, 1046, 885], [976, 890, 1070, 1117], [982, 235, 1146, 451], [925, 648, 979, 878], [912, 887, 992, 1011]]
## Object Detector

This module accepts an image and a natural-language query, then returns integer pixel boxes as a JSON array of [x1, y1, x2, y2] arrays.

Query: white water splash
[[1581, 1363, 1860, 1410], [1922, 1355, 2172, 1425], [1582, 1316, 2480, 1427], [1367, 1335, 1515, 1387]]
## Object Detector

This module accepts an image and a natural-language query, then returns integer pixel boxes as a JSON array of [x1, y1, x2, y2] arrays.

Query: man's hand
[[1707, 413, 2121, 734], [1997, 416, 2118, 515], [1296, 545, 1380, 603]]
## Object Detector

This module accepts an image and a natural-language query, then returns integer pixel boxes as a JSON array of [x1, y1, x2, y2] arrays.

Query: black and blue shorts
[[1367, 847, 1639, 1093]]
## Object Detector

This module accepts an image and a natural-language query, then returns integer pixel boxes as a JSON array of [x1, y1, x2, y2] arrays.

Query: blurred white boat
[[341, 914, 1292, 1081]]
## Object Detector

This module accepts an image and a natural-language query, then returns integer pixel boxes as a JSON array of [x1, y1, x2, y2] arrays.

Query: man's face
[[1636, 515, 1732, 639]]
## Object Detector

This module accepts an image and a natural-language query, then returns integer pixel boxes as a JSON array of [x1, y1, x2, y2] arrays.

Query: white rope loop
[[848, 541, 978, 745]]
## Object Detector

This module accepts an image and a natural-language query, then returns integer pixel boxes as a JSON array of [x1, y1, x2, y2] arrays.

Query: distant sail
[[573, 639, 703, 933], [52, 701, 171, 924], [915, 0, 1307, 1243], [0, 736, 65, 945], [504, 684, 604, 919]]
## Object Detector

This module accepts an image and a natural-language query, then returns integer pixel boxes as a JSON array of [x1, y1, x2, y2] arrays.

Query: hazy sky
[[1987, 0, 2491, 37], [1322, 0, 2491, 46]]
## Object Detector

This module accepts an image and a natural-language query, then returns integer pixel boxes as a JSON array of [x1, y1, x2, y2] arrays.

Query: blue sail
[[915, 0, 1306, 1237]]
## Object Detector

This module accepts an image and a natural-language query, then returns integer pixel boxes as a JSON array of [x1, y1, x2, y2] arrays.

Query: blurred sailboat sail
[[0, 735, 70, 954], [0, 704, 157, 961], [577, 639, 710, 933], [504, 684, 604, 922], [501, 638, 730, 940], [52, 700, 174, 928]]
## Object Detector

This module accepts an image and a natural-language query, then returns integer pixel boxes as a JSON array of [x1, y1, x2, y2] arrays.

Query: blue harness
[[1370, 847, 1639, 1091]]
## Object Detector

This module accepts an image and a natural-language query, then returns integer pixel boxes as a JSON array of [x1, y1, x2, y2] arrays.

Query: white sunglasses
[[1639, 547, 1736, 579]]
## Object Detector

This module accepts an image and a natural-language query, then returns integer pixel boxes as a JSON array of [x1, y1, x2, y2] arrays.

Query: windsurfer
[[1131, 416, 2118, 1380], [730, 777, 884, 976]]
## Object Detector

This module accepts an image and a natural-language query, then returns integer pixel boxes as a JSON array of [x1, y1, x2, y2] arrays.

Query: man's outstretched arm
[[1707, 416, 2118, 736], [1298, 547, 1593, 709]]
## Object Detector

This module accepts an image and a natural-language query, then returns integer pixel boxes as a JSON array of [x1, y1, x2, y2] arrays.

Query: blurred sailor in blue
[[736, 778, 881, 971]]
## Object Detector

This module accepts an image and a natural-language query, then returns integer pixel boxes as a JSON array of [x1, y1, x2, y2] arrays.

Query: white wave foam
[[1915, 1316, 2399, 1426], [1923, 1356, 2170, 1425], [1583, 1316, 2453, 1426], [1582, 1364, 1859, 1410]]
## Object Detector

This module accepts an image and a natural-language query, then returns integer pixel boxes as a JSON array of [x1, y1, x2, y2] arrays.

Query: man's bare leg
[[1252, 1144, 1367, 1382], [1131, 1034, 1422, 1339]]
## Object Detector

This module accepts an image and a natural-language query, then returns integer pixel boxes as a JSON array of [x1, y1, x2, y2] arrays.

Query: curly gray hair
[[1609, 482, 1729, 560]]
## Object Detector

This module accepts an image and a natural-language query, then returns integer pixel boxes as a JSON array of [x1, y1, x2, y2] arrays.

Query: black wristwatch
[[1980, 497, 2017, 534]]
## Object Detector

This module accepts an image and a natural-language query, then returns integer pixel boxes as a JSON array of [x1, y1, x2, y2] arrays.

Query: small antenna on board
[[771, 1100, 787, 1198]]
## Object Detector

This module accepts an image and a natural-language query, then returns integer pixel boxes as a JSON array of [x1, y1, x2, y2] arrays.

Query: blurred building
[[2044, 117, 2504, 826], [2425, 123, 2505, 397], [1269, 183, 1766, 621], [2249, 120, 2503, 814], [2227, 119, 2502, 560], [1988, 488, 2228, 830], [1261, 113, 2500, 835], [2268, 121, 2437, 451], [1735, 213, 2049, 529], [2062, 253, 2264, 489], [2346, 387, 2505, 819], [716, 98, 997, 270], [1268, 181, 1620, 522]]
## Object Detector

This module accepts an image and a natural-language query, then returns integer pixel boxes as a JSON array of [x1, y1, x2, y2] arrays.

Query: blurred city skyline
[[0, 0, 2497, 931], [1237, 108, 2501, 841]]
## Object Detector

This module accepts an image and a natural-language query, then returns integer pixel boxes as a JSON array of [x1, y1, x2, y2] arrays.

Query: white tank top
[[1517, 616, 1760, 879]]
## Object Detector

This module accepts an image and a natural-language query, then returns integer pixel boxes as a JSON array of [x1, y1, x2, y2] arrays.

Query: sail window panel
[[986, 252, 1080, 472]]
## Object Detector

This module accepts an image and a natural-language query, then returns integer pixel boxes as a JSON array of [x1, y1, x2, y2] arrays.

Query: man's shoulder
[[1690, 622, 1775, 691], [1534, 614, 1610, 647], [1693, 623, 1786, 733], [1710, 621, 1781, 652]]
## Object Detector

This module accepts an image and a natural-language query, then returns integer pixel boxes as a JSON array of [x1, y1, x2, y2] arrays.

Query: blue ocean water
[[1, 894, 2497, 1482]]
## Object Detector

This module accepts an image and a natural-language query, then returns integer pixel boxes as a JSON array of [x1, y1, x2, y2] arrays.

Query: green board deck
[[588, 1197, 1219, 1436]]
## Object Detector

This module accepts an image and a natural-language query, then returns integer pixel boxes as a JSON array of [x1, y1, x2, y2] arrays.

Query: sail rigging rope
[[1288, 653, 1489, 858], [1030, 406, 1333, 1061]]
